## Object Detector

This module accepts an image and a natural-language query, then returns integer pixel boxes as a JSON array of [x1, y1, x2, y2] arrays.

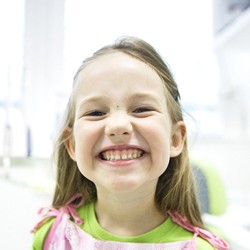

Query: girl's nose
[[105, 113, 133, 139]]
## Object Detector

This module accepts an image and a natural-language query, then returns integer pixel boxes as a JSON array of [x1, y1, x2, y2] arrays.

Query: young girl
[[32, 37, 229, 250]]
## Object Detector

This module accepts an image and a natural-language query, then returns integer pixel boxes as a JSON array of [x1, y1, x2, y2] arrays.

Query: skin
[[66, 52, 186, 236]]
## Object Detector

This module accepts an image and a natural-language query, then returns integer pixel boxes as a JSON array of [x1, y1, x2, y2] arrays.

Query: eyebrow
[[77, 92, 163, 109], [127, 93, 164, 108], [88, 92, 158, 101], [129, 92, 161, 102], [77, 95, 108, 107]]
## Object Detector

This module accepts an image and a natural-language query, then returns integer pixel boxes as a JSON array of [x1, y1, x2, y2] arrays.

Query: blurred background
[[0, 0, 249, 249]]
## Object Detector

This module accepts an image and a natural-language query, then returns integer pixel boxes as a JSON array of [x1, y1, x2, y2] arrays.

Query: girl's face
[[66, 52, 185, 195]]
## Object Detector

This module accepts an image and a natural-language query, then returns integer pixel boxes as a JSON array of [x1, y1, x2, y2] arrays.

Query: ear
[[170, 121, 186, 157], [64, 127, 76, 161]]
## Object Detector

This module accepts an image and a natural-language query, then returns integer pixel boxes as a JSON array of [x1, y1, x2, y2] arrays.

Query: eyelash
[[133, 107, 153, 113], [86, 111, 106, 117], [83, 106, 154, 119]]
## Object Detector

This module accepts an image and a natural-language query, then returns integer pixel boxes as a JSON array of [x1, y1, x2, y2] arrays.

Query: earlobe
[[170, 121, 186, 157], [64, 127, 76, 161]]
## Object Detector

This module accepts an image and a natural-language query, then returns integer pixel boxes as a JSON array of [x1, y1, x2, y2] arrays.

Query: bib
[[32, 194, 229, 250]]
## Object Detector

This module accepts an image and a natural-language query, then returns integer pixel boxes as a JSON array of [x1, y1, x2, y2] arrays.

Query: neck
[[94, 187, 167, 237]]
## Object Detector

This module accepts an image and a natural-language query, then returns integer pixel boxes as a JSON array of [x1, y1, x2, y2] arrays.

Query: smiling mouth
[[99, 149, 145, 161]]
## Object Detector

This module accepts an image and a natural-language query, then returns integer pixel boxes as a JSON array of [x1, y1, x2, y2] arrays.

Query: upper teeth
[[101, 149, 143, 161]]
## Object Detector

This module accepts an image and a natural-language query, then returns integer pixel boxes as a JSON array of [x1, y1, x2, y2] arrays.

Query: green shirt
[[32, 202, 215, 249]]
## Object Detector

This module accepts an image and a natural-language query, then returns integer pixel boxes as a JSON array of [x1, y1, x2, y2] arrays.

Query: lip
[[98, 157, 146, 167]]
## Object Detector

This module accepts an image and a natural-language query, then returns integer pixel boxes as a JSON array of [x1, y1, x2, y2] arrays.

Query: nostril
[[109, 131, 130, 137], [105, 119, 133, 137], [106, 127, 133, 137]]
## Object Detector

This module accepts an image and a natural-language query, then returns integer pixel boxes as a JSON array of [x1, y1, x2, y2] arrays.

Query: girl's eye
[[86, 111, 106, 117], [133, 107, 153, 113]]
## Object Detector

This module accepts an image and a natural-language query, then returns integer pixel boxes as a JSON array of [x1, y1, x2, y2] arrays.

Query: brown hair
[[52, 36, 203, 228]]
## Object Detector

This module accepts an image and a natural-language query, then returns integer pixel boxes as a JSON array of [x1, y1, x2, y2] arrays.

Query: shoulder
[[167, 220, 217, 250], [167, 211, 225, 250], [197, 236, 216, 250], [32, 218, 55, 250], [31, 202, 91, 250]]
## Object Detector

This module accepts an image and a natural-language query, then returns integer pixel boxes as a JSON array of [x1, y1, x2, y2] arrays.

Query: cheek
[[141, 119, 172, 168], [141, 118, 172, 148], [73, 122, 102, 162]]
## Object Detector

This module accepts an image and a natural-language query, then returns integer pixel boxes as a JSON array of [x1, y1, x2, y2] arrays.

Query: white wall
[[0, 0, 25, 156], [1, 0, 221, 158]]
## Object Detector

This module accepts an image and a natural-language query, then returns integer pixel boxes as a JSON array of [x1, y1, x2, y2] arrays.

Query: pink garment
[[46, 213, 196, 249], [32, 194, 229, 250], [167, 211, 229, 250]]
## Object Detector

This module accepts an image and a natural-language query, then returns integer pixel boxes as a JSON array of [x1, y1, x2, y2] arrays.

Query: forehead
[[74, 52, 167, 102], [78, 52, 157, 81]]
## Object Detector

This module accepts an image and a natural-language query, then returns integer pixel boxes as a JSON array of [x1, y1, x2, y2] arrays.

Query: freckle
[[116, 105, 120, 109]]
